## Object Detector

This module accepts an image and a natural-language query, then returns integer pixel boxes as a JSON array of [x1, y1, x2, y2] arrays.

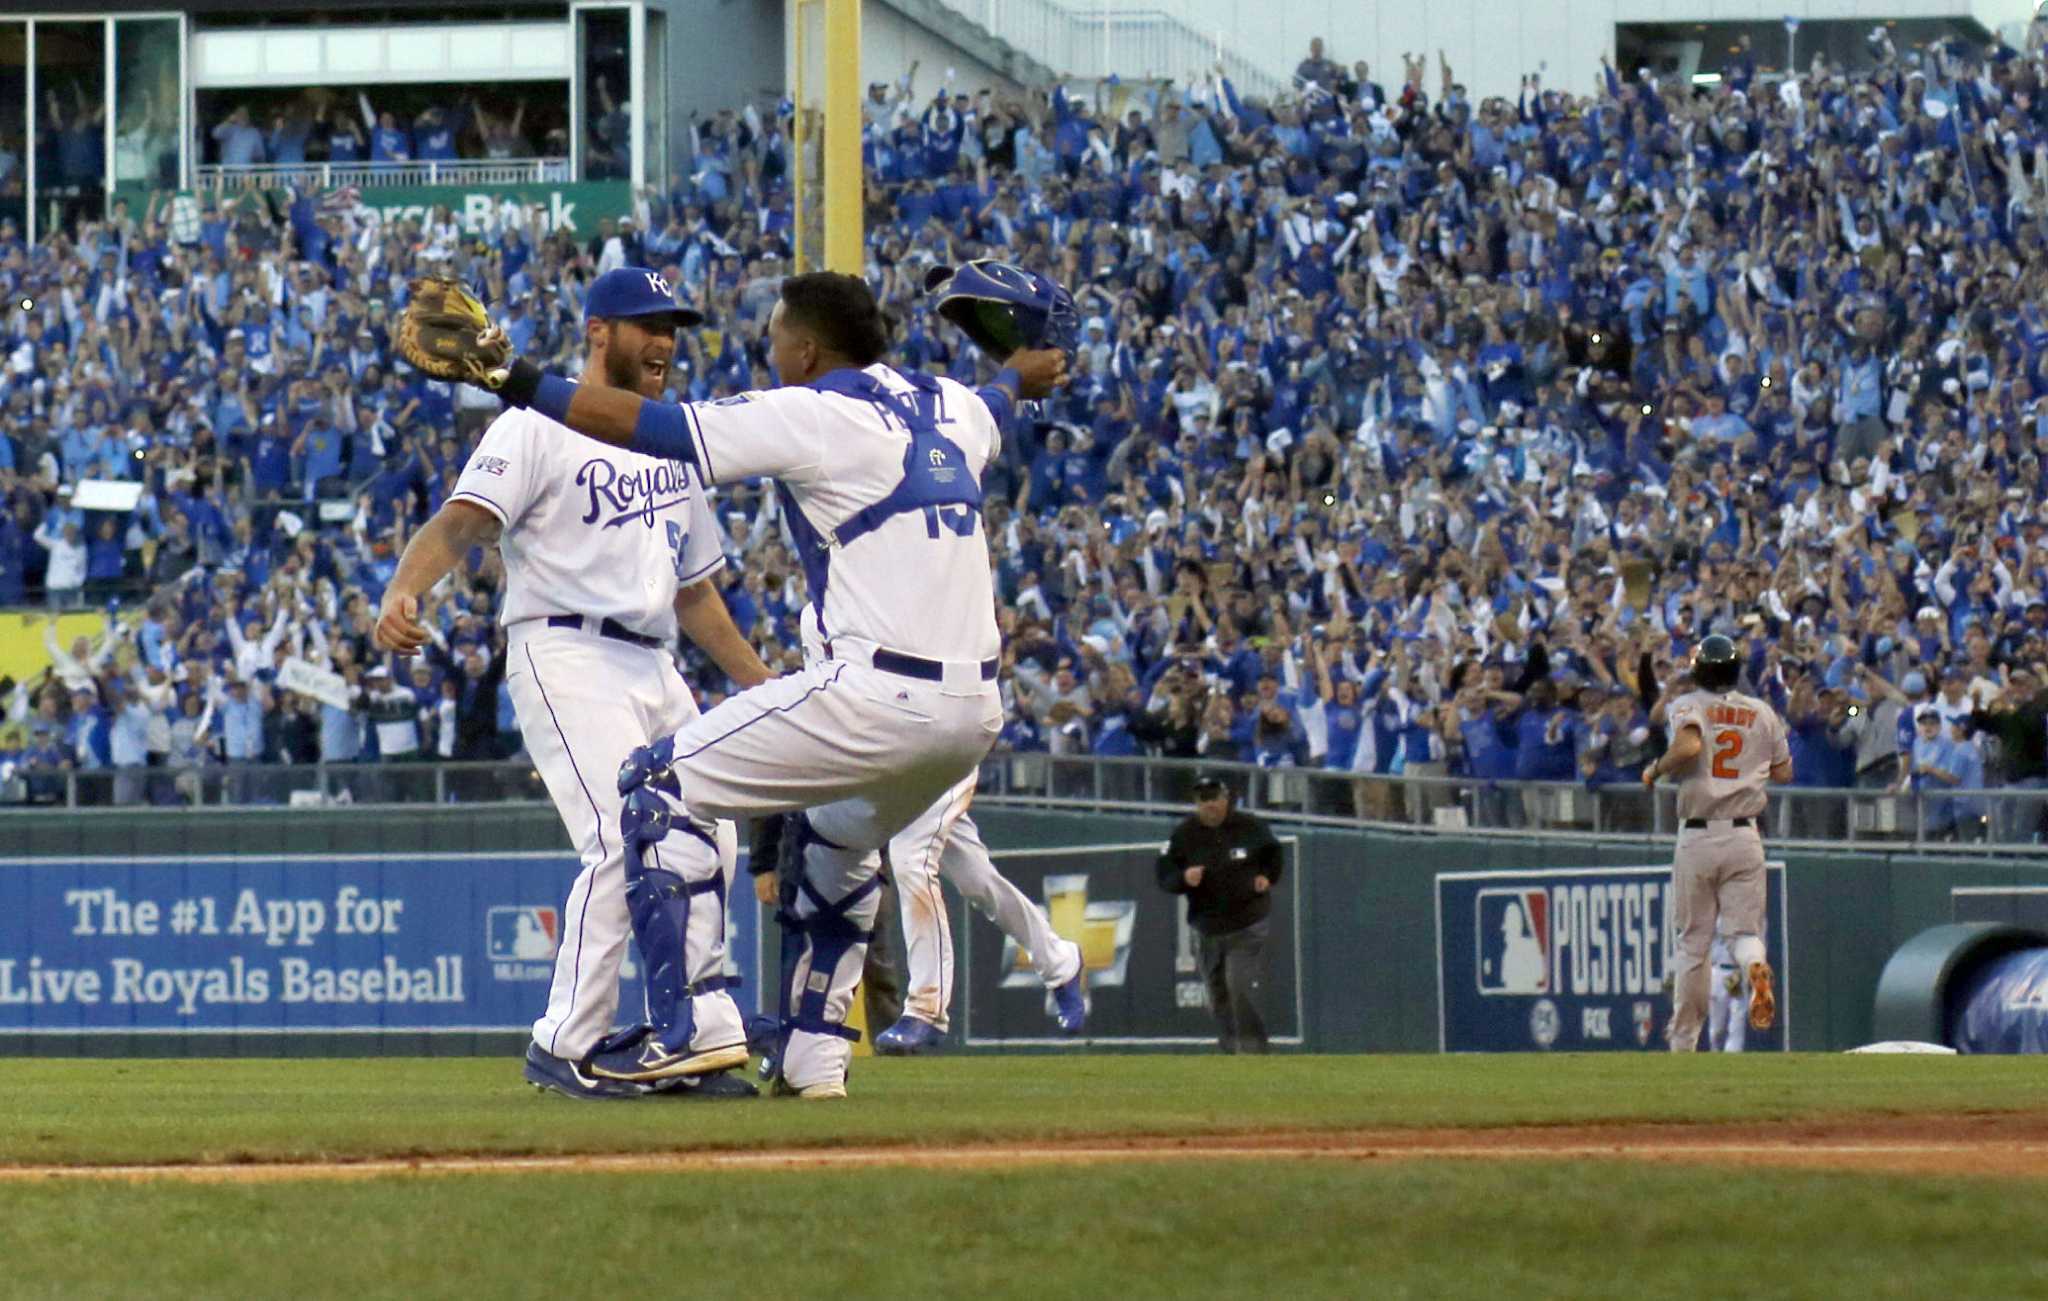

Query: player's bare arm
[[674, 581, 773, 688], [1642, 723, 1704, 787], [375, 500, 501, 656]]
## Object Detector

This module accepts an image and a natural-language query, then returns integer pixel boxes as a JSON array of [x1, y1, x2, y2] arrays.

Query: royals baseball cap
[[584, 267, 702, 330]]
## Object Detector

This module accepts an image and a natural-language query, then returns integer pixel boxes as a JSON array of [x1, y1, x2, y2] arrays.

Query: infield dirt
[[5, 1112, 2044, 1183]]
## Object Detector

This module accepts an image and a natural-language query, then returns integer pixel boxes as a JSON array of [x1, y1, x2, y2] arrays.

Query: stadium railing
[[8, 753, 2045, 856], [195, 159, 571, 190], [940, 0, 1286, 100]]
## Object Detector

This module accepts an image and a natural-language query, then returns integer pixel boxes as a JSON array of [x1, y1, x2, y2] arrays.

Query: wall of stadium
[[824, 1, 1025, 103], [5, 803, 2045, 1056], [1145, 0, 2034, 101]]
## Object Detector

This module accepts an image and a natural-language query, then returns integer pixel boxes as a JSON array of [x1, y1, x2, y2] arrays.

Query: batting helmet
[[1691, 634, 1740, 692], [923, 259, 1079, 359]]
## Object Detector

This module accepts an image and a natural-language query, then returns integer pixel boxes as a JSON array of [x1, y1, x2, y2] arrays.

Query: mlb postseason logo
[[1438, 865, 1790, 1053], [486, 906, 558, 981], [1474, 887, 1551, 995]]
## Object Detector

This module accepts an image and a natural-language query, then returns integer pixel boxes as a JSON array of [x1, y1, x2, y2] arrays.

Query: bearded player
[[397, 262, 1070, 1097], [376, 268, 770, 1100], [1641, 634, 1791, 1052]]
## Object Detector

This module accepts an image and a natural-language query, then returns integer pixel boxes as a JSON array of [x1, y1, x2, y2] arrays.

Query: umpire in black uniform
[[1156, 775, 1283, 1053]]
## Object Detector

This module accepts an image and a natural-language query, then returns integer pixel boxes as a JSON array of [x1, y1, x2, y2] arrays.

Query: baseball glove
[[397, 277, 512, 387]]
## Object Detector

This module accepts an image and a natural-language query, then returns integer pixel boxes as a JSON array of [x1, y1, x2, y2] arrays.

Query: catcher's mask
[[923, 260, 1078, 358]]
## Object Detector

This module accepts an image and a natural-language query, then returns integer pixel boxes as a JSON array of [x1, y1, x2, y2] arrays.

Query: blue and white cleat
[[873, 1015, 944, 1056], [523, 1043, 647, 1101], [585, 1031, 751, 1083], [1052, 962, 1088, 1036]]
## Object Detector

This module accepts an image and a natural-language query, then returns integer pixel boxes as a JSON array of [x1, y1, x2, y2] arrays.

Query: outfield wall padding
[[5, 806, 2047, 1054]]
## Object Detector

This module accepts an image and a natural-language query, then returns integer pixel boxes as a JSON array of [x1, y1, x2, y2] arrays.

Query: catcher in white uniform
[[376, 267, 772, 1100], [783, 606, 1086, 1055], [400, 264, 1070, 1097], [1641, 634, 1791, 1053], [1706, 931, 1750, 1053]]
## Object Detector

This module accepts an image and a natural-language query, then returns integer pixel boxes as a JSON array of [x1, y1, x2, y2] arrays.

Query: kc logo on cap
[[585, 267, 701, 327]]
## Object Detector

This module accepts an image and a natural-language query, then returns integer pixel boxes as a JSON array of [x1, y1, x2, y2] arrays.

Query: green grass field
[[2, 1054, 2044, 1299]]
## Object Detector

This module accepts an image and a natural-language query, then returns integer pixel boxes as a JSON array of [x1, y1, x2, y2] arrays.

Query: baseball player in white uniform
[[436, 269, 1068, 1098], [780, 602, 1084, 1054], [376, 267, 772, 1100], [1641, 634, 1791, 1053], [1706, 931, 1749, 1053]]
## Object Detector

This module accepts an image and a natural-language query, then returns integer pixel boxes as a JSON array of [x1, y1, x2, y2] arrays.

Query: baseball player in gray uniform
[[1641, 634, 1791, 1052]]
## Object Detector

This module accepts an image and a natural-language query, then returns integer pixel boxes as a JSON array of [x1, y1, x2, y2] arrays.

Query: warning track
[[5, 1116, 2046, 1183]]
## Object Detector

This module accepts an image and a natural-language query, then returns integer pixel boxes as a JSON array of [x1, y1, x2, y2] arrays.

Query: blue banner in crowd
[[0, 853, 760, 1033], [1435, 865, 1788, 1052]]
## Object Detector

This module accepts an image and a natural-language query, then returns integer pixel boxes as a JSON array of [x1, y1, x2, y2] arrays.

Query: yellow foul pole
[[822, 0, 863, 274]]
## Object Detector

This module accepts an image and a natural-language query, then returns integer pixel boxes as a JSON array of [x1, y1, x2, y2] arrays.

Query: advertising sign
[[963, 841, 1303, 1047], [1436, 864, 1788, 1052], [0, 852, 759, 1034]]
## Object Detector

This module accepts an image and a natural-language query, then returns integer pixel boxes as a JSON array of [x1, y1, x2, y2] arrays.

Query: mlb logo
[[1475, 887, 1550, 995], [487, 906, 560, 961]]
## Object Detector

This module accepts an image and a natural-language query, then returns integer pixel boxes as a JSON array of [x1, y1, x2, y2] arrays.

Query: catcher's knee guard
[[618, 736, 679, 797], [621, 787, 734, 1056]]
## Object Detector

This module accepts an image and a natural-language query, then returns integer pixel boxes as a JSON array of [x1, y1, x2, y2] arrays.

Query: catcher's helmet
[[923, 259, 1079, 359], [1691, 634, 1740, 692]]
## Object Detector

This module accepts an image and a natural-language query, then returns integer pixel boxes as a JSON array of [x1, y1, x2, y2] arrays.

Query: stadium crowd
[[4, 24, 2048, 840]]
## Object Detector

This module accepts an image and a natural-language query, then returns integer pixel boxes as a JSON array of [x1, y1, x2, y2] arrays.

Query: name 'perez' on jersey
[[679, 364, 1001, 665]]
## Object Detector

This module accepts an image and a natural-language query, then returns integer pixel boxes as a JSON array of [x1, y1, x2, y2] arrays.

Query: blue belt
[[546, 614, 665, 650], [828, 642, 997, 682]]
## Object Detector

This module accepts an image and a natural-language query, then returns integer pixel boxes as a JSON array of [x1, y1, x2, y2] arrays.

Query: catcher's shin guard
[[585, 787, 747, 1082], [775, 817, 882, 1092]]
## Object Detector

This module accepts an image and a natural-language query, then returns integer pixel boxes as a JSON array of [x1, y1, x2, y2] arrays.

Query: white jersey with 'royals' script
[[1666, 689, 1789, 822], [679, 363, 1002, 664], [450, 403, 726, 639]]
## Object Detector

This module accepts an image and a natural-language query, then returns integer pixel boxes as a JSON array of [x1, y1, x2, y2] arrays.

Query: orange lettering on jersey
[[1706, 705, 1756, 728]]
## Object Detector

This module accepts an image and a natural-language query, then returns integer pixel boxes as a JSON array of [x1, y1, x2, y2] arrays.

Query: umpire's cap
[[1692, 633, 1740, 692], [1192, 772, 1231, 801]]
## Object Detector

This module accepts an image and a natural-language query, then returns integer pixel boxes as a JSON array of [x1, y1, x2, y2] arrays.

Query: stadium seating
[[2, 32, 2046, 844]]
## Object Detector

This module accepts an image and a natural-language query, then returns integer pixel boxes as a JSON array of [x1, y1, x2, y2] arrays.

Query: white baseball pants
[[655, 646, 1004, 1091], [507, 622, 742, 1061], [888, 773, 1081, 1032]]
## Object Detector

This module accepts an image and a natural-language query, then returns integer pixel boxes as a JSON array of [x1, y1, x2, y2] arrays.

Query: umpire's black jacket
[[1156, 809, 1283, 935]]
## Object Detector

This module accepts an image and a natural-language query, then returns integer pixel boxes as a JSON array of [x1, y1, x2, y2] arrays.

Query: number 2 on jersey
[[1710, 729, 1744, 779]]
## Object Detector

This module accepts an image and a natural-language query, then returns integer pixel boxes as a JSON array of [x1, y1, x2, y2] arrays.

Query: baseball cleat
[[772, 1076, 848, 1100], [523, 1043, 647, 1101], [1052, 957, 1088, 1036], [874, 1015, 944, 1055], [648, 1070, 761, 1100], [585, 1037, 751, 1083], [1747, 961, 1776, 1031]]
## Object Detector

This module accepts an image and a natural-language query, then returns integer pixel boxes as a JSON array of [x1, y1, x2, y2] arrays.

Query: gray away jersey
[[1666, 689, 1789, 821]]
